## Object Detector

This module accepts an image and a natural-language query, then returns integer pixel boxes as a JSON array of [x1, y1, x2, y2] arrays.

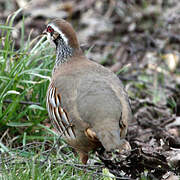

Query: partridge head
[[44, 19, 132, 164]]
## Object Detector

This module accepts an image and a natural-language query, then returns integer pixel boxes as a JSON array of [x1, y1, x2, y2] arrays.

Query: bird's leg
[[118, 139, 131, 153], [78, 151, 89, 164]]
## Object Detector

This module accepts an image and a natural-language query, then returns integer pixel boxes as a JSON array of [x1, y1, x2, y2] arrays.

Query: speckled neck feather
[[54, 37, 73, 70]]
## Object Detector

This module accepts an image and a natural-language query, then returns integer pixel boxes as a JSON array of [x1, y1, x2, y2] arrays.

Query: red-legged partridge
[[44, 19, 132, 164]]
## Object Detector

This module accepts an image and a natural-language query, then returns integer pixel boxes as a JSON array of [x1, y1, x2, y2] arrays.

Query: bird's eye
[[47, 26, 54, 34]]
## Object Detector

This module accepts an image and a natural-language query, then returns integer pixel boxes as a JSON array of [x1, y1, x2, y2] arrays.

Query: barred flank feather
[[46, 83, 76, 139]]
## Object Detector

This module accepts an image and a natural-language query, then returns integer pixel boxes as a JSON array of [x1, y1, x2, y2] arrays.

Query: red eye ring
[[47, 26, 54, 33]]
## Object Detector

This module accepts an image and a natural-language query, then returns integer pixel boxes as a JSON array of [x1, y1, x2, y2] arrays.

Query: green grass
[[0, 141, 105, 180], [0, 9, 54, 141]]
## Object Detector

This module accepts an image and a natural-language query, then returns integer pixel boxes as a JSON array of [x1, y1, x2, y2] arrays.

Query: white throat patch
[[48, 23, 68, 45]]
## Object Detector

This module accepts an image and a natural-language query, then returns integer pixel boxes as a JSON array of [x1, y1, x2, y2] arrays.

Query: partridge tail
[[96, 129, 125, 151]]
